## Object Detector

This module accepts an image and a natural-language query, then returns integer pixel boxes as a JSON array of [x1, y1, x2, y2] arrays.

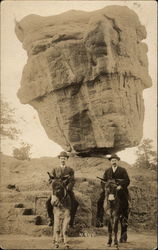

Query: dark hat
[[58, 151, 69, 158], [108, 154, 120, 161]]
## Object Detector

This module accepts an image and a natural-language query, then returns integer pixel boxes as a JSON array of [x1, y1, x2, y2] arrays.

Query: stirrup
[[96, 220, 103, 227], [48, 219, 53, 226]]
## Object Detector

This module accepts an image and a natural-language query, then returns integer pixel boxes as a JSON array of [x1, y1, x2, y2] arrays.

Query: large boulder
[[15, 6, 152, 155]]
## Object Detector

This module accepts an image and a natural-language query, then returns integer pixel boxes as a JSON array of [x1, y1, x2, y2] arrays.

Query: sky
[[1, 1, 157, 164]]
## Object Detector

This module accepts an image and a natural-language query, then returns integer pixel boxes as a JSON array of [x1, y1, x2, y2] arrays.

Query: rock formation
[[15, 6, 152, 155]]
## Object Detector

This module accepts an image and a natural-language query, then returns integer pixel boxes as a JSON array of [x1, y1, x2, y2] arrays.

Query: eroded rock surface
[[15, 6, 152, 154]]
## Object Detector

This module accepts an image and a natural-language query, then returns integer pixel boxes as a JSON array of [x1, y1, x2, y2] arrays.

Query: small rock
[[22, 208, 33, 215], [42, 227, 52, 236], [15, 187, 20, 192], [35, 216, 42, 225], [14, 203, 24, 208], [7, 184, 16, 189]]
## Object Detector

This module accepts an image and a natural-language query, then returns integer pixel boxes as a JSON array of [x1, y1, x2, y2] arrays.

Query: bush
[[13, 143, 32, 160], [134, 138, 157, 170]]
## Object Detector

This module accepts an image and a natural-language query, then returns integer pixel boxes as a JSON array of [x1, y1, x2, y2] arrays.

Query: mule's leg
[[113, 217, 119, 247], [120, 216, 128, 243], [52, 210, 57, 246], [69, 194, 79, 227], [120, 216, 126, 243], [59, 219, 64, 243], [53, 211, 60, 248], [63, 211, 71, 248], [120, 200, 129, 243], [123, 212, 128, 242], [119, 217, 123, 243], [52, 224, 55, 244], [107, 220, 112, 247], [51, 208, 55, 244], [55, 227, 60, 248]]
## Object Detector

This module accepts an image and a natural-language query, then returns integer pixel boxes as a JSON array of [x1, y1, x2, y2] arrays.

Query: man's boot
[[69, 199, 79, 228], [48, 218, 53, 226], [96, 217, 104, 227], [96, 194, 104, 227], [46, 197, 54, 226]]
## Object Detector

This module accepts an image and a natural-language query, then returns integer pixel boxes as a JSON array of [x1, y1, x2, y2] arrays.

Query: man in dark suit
[[46, 151, 78, 227], [96, 154, 130, 227]]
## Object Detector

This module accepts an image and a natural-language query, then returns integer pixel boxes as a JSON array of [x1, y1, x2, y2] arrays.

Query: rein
[[60, 187, 68, 204]]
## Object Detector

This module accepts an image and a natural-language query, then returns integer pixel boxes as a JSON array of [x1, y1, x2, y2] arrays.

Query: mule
[[103, 179, 128, 248], [50, 175, 71, 249]]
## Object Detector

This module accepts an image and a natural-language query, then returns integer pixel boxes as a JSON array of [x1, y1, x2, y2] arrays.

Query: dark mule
[[103, 179, 128, 248], [50, 175, 71, 249]]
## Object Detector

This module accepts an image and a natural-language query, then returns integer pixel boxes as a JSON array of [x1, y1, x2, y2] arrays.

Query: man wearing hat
[[96, 154, 130, 227], [46, 151, 78, 227]]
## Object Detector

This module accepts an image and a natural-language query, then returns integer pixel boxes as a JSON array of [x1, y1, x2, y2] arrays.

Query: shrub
[[13, 143, 32, 160]]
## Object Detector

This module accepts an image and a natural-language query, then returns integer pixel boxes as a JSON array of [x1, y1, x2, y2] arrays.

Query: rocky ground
[[0, 153, 157, 249], [0, 231, 156, 250]]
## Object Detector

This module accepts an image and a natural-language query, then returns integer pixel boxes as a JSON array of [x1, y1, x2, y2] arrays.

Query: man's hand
[[116, 185, 122, 190]]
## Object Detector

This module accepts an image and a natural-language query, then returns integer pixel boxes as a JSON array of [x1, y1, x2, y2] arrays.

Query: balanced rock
[[15, 6, 152, 154]]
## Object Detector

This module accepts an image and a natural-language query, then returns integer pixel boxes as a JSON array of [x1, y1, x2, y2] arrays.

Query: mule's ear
[[47, 172, 55, 179], [47, 172, 55, 184]]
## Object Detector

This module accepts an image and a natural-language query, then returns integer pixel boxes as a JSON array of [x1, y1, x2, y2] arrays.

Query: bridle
[[52, 178, 69, 205], [106, 181, 119, 205], [59, 183, 68, 204]]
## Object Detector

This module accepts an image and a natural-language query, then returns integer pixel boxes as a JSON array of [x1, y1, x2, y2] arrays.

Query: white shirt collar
[[112, 165, 118, 173], [60, 165, 66, 169]]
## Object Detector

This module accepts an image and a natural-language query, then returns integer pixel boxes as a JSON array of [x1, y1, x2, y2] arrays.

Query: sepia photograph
[[0, 0, 157, 249]]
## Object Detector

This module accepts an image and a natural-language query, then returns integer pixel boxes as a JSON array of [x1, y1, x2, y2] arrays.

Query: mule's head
[[51, 176, 69, 200], [105, 179, 118, 203]]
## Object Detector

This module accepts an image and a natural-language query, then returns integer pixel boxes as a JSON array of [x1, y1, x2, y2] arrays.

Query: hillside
[[0, 153, 157, 238]]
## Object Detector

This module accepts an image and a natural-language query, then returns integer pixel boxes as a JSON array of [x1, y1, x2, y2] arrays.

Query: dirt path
[[0, 231, 156, 249]]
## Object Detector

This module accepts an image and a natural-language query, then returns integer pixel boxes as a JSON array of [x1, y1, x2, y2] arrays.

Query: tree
[[13, 142, 32, 160], [1, 98, 32, 159], [0, 99, 21, 140], [134, 138, 157, 170]]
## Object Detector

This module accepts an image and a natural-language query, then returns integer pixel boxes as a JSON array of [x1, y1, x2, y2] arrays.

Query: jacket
[[101, 166, 130, 191]]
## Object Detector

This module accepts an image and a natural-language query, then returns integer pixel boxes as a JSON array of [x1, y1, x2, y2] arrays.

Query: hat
[[108, 154, 120, 161], [58, 151, 69, 158]]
